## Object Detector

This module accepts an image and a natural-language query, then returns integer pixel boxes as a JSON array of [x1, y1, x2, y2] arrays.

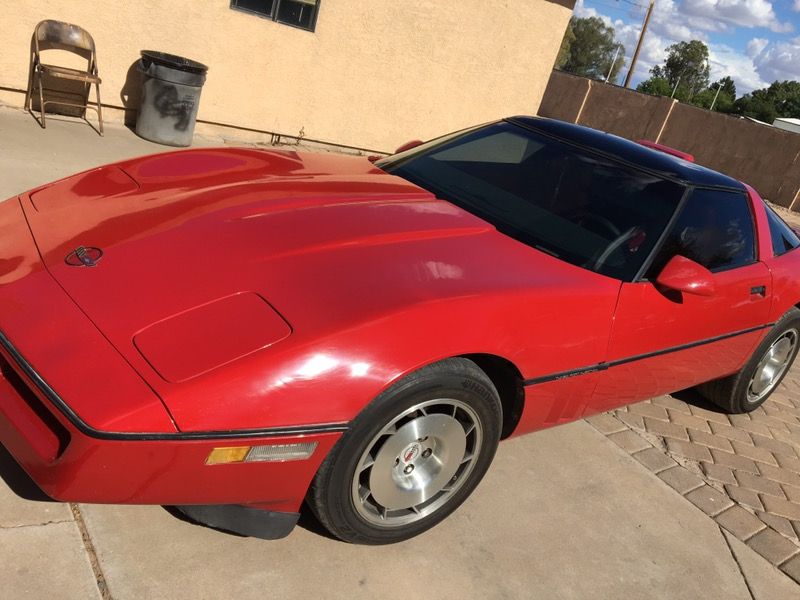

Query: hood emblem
[[65, 246, 103, 267]]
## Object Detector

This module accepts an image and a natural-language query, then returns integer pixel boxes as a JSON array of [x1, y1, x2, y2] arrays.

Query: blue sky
[[575, 0, 800, 94]]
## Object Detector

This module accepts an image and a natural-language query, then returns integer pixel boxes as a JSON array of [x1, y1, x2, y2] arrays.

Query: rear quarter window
[[765, 203, 800, 256]]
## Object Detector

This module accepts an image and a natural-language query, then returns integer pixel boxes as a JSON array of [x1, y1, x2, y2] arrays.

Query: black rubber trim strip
[[0, 330, 348, 441], [175, 505, 299, 540], [523, 323, 774, 386], [524, 363, 609, 386], [631, 186, 692, 282]]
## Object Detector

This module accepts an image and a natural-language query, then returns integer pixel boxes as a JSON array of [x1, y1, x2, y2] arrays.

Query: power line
[[586, 0, 647, 13]]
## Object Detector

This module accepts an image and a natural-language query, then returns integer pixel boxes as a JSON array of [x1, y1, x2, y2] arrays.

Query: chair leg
[[24, 65, 33, 112], [94, 81, 104, 136], [37, 72, 46, 129]]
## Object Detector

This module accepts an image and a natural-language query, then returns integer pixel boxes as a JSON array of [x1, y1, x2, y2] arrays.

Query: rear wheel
[[701, 308, 800, 413], [308, 358, 502, 544]]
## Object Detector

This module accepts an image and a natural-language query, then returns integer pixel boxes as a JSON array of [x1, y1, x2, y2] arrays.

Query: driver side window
[[648, 188, 756, 277]]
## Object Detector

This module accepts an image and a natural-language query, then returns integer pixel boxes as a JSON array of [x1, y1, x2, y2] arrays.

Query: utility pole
[[624, 0, 655, 88]]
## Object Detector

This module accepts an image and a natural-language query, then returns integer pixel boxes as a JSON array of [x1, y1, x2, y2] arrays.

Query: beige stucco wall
[[0, 1, 574, 151]]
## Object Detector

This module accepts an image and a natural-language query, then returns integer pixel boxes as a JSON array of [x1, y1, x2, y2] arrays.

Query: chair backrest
[[33, 20, 96, 61]]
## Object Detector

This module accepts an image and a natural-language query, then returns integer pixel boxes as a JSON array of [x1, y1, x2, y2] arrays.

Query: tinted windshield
[[378, 122, 685, 281]]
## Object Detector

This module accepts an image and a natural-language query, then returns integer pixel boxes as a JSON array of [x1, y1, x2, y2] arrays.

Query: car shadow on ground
[[160, 504, 339, 541], [159, 505, 246, 538], [669, 387, 729, 413], [296, 505, 338, 540], [0, 443, 52, 502]]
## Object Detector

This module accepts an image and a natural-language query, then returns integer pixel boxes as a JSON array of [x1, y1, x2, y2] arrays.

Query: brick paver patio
[[587, 363, 800, 583]]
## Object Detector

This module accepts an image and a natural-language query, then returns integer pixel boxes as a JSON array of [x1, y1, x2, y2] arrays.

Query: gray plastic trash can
[[135, 51, 208, 147]]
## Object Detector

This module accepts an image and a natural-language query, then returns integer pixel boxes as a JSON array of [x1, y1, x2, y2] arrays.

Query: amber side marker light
[[206, 442, 318, 465]]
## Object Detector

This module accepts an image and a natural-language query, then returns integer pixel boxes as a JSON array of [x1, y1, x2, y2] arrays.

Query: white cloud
[[678, 36, 800, 95], [572, 0, 668, 81], [612, 19, 671, 78], [752, 38, 800, 82], [650, 0, 713, 40], [746, 37, 769, 58], [570, 0, 796, 92], [708, 43, 768, 93], [682, 0, 793, 33], [573, 0, 614, 27]]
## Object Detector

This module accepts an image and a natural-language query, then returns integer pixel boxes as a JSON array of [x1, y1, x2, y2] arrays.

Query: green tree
[[556, 17, 626, 83], [734, 80, 800, 122], [693, 76, 737, 111], [639, 40, 710, 102], [555, 21, 575, 70], [713, 76, 737, 112], [636, 76, 673, 97]]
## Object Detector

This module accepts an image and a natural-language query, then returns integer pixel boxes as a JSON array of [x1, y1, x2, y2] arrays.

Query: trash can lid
[[140, 50, 208, 74]]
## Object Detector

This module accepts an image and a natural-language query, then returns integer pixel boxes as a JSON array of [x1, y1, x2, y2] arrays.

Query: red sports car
[[1, 117, 799, 544]]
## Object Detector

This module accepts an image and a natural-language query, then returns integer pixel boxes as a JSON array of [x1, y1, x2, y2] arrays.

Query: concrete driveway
[[0, 105, 798, 599]]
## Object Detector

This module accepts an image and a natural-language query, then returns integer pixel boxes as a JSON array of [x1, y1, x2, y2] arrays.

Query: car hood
[[22, 148, 485, 366], [21, 148, 614, 429]]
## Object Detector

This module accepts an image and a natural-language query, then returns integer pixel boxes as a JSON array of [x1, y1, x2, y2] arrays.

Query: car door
[[589, 187, 773, 410]]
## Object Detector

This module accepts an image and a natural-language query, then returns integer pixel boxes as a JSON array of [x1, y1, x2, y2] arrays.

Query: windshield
[[378, 121, 685, 281]]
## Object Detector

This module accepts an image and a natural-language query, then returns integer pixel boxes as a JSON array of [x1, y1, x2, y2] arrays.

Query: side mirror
[[655, 255, 716, 297], [394, 139, 424, 154]]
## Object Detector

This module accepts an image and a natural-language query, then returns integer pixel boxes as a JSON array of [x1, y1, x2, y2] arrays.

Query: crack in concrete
[[719, 525, 756, 600], [0, 519, 73, 529], [70, 504, 112, 600]]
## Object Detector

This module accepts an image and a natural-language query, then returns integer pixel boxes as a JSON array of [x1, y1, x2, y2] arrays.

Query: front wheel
[[701, 307, 800, 413], [307, 358, 502, 544]]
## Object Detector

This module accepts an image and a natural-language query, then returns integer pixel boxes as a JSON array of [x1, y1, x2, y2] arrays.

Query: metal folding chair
[[25, 19, 104, 135]]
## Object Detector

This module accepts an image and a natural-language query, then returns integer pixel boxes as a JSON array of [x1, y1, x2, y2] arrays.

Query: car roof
[[507, 116, 746, 192]]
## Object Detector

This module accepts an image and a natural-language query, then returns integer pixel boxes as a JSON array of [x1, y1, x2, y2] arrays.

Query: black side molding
[[523, 323, 774, 387], [174, 504, 299, 540]]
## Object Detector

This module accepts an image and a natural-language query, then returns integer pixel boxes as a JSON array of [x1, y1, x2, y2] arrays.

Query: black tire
[[307, 357, 502, 545], [700, 307, 800, 414]]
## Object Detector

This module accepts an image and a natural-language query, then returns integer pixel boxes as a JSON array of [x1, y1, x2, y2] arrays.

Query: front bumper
[[0, 335, 343, 513]]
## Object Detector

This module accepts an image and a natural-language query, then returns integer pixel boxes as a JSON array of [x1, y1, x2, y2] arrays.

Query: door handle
[[750, 285, 767, 297]]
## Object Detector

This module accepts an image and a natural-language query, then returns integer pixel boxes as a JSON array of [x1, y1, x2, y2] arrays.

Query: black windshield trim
[[507, 118, 745, 194], [507, 117, 746, 191]]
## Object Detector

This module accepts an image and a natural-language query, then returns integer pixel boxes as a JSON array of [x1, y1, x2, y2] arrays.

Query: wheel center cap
[[401, 443, 421, 464]]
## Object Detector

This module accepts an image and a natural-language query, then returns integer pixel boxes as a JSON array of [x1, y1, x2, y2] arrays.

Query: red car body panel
[[1, 133, 798, 525], [636, 140, 696, 163], [16, 149, 622, 435], [0, 199, 176, 434]]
